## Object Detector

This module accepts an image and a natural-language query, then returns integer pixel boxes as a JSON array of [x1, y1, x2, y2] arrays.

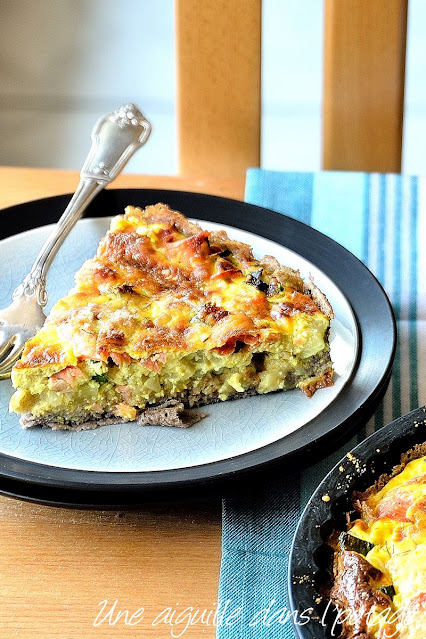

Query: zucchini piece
[[379, 584, 396, 600], [246, 269, 268, 293], [338, 532, 374, 556], [92, 373, 109, 384]]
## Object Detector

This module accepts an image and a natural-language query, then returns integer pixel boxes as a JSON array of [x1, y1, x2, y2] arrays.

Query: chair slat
[[322, 0, 408, 172], [176, 0, 261, 177]]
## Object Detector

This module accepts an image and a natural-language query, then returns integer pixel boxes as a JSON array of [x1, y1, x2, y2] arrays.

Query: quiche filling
[[10, 204, 334, 429], [330, 454, 426, 639]]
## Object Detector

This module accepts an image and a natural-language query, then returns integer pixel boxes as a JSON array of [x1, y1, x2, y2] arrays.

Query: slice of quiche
[[9, 203, 334, 430]]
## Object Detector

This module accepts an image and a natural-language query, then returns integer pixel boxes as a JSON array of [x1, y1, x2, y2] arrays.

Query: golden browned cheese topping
[[15, 204, 330, 370]]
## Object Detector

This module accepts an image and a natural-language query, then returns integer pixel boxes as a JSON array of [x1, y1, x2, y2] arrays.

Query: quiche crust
[[10, 203, 334, 429]]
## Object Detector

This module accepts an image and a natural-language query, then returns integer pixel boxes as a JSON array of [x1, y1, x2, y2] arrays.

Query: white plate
[[0, 217, 357, 472]]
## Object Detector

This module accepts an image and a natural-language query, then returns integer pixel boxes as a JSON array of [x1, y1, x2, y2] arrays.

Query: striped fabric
[[217, 169, 425, 638]]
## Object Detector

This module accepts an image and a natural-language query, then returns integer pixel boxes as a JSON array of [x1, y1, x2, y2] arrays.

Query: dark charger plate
[[0, 189, 396, 508], [289, 405, 426, 638]]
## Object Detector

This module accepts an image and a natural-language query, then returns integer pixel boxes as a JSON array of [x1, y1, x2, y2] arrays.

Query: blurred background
[[0, 0, 424, 175]]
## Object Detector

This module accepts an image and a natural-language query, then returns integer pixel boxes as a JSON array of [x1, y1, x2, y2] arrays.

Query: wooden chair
[[175, 0, 408, 177]]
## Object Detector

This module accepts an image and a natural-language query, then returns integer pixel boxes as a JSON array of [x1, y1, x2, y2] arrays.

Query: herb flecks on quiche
[[330, 452, 426, 639], [10, 204, 334, 430]]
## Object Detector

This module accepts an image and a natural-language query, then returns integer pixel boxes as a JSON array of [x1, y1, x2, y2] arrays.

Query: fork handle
[[12, 104, 151, 306]]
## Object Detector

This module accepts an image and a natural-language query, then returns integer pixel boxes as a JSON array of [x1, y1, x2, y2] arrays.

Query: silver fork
[[0, 103, 151, 380]]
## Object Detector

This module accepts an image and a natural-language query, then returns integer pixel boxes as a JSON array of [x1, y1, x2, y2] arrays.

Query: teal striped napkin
[[217, 169, 425, 638]]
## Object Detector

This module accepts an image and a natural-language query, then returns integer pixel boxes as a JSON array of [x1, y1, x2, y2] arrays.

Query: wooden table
[[0, 167, 245, 638]]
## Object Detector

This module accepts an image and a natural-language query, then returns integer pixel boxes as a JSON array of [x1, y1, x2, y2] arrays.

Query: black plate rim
[[0, 188, 396, 503], [288, 404, 426, 639]]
